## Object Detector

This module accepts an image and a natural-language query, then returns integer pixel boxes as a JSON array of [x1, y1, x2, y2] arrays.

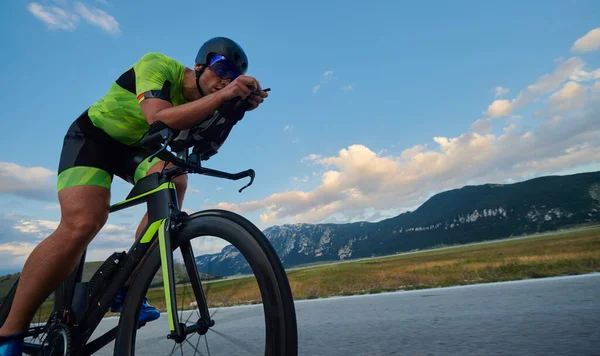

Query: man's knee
[[56, 186, 110, 248], [59, 210, 108, 247]]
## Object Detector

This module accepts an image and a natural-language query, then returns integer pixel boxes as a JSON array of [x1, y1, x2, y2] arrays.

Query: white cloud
[[293, 176, 309, 183], [302, 154, 322, 162], [189, 236, 229, 255], [312, 70, 335, 94], [0, 242, 38, 257], [26, 1, 120, 35], [485, 57, 584, 118], [73, 2, 120, 35], [284, 125, 292, 132], [472, 118, 492, 134], [0, 242, 38, 266], [485, 99, 513, 118], [27, 2, 79, 30], [13, 219, 58, 237], [570, 68, 600, 82], [208, 94, 600, 225], [571, 27, 600, 53], [0, 162, 56, 201], [549, 81, 586, 113], [494, 86, 510, 97]]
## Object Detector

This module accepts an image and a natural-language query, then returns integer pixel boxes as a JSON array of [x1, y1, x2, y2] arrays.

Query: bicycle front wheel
[[113, 209, 298, 356]]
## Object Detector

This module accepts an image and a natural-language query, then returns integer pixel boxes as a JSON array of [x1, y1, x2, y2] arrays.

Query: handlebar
[[138, 123, 255, 193]]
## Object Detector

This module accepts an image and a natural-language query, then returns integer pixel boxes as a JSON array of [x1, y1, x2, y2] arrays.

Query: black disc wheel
[[113, 209, 298, 356]]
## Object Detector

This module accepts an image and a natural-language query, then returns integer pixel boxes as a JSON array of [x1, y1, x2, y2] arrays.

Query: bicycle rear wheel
[[113, 209, 298, 355]]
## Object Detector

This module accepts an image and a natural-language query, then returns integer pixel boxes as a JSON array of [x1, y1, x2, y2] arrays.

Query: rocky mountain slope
[[195, 171, 600, 276]]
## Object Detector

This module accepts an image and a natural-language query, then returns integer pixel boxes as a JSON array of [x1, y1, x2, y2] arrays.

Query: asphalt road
[[90, 273, 600, 355]]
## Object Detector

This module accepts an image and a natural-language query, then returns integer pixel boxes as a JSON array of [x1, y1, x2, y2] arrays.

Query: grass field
[[144, 227, 600, 312]]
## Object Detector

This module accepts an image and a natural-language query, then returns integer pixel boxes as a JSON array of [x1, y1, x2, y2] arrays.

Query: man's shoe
[[0, 337, 24, 356], [110, 289, 160, 323]]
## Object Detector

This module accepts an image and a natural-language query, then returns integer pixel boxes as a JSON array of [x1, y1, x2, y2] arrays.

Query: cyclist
[[0, 36, 267, 355]]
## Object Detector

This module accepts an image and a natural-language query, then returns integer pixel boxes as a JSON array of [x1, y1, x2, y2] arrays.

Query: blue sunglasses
[[208, 54, 240, 80]]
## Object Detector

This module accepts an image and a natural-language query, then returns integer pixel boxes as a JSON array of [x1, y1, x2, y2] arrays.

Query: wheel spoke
[[195, 334, 202, 356], [209, 328, 262, 354], [185, 338, 204, 356], [204, 334, 211, 356], [169, 341, 177, 356], [185, 309, 195, 324], [121, 213, 297, 355]]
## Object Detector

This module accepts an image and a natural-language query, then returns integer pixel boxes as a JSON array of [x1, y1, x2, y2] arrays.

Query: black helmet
[[195, 37, 248, 75]]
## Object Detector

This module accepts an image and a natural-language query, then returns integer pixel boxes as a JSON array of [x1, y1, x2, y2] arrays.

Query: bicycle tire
[[113, 209, 298, 356]]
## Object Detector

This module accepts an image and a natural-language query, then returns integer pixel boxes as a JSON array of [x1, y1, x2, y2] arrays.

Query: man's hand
[[244, 88, 269, 112], [216, 75, 268, 112], [216, 75, 260, 102]]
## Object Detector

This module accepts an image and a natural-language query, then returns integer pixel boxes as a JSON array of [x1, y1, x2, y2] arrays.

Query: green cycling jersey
[[88, 52, 188, 145]]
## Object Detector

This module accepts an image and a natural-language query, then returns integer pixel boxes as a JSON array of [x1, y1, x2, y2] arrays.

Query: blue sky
[[1, 0, 599, 273]]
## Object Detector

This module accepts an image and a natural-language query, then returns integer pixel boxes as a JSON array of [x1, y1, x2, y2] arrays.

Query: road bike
[[0, 113, 298, 355]]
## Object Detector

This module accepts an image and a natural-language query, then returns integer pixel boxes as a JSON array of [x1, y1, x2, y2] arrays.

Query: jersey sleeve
[[133, 52, 175, 104]]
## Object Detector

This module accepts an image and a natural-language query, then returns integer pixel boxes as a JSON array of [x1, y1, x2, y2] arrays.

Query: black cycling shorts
[[56, 110, 160, 192]]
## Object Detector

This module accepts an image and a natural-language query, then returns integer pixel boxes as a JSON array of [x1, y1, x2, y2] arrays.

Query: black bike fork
[[157, 213, 214, 343]]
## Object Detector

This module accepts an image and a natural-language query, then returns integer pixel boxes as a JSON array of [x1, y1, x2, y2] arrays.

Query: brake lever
[[147, 131, 174, 162], [238, 170, 255, 193]]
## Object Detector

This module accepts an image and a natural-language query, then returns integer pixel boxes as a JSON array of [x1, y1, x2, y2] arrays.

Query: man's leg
[[0, 185, 110, 337]]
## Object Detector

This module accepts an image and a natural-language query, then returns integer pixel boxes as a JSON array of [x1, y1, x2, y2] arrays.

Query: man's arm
[[140, 76, 260, 130], [140, 92, 224, 131], [134, 52, 260, 130]]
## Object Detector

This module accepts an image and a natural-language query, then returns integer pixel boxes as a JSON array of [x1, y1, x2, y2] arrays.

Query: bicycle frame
[[29, 167, 214, 355], [11, 120, 257, 355]]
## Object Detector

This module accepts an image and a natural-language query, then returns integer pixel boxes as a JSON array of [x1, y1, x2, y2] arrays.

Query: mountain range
[[195, 171, 600, 277]]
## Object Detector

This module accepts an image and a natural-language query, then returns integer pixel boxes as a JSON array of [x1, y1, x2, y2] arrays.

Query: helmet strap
[[195, 66, 207, 97]]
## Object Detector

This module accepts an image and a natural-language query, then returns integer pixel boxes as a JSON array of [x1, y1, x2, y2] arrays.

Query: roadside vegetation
[[3, 228, 598, 319]]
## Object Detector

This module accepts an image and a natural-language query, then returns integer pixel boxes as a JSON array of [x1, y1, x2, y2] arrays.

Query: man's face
[[197, 56, 240, 94]]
